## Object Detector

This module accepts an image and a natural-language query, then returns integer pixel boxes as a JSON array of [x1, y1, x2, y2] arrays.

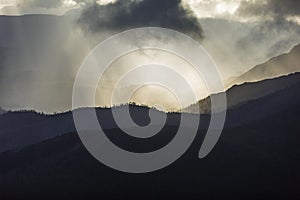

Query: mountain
[[185, 44, 300, 114], [229, 44, 300, 87], [184, 72, 300, 114], [0, 73, 299, 198], [1, 72, 300, 153]]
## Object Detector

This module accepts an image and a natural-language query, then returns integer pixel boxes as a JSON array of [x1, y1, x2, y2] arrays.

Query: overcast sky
[[0, 0, 300, 113]]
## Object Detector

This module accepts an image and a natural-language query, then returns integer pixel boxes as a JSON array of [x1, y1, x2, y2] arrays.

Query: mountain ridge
[[1, 72, 300, 154], [229, 43, 300, 87], [4, 71, 300, 116], [183, 72, 300, 114]]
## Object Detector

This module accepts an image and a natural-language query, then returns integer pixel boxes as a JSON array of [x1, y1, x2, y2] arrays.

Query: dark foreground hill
[[0, 74, 300, 199], [0, 107, 299, 199]]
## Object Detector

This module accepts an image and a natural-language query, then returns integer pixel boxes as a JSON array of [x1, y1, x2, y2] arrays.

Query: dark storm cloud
[[237, 0, 300, 22], [77, 0, 203, 40]]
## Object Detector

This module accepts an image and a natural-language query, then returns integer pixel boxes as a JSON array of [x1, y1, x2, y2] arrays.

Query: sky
[[1, 0, 300, 25], [0, 0, 300, 113]]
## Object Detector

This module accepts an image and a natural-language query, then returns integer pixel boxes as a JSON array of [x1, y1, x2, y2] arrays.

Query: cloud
[[16, 0, 63, 8], [237, 0, 300, 22], [77, 0, 203, 40]]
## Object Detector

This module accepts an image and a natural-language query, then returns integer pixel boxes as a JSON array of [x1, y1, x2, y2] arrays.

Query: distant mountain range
[[1, 71, 300, 154], [228, 43, 300, 87], [184, 44, 300, 114]]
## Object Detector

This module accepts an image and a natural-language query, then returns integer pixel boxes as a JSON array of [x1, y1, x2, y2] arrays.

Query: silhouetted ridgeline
[[1, 72, 300, 154], [183, 72, 300, 114]]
